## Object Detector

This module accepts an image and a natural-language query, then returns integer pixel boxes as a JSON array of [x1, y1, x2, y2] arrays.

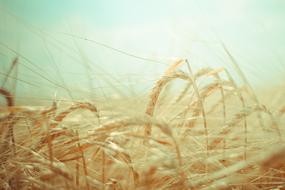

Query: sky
[[0, 0, 285, 104]]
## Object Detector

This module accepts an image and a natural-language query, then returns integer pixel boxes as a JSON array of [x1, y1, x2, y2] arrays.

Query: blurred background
[[0, 0, 285, 105]]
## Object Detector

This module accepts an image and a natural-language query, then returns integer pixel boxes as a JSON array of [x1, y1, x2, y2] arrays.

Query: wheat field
[[1, 54, 285, 189], [1, 1, 285, 189]]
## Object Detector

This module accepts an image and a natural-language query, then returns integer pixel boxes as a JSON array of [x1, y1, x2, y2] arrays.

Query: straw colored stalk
[[0, 88, 16, 155], [224, 69, 248, 160], [222, 43, 266, 134]]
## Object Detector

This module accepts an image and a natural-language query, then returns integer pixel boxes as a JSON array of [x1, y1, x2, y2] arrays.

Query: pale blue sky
[[0, 0, 285, 104]]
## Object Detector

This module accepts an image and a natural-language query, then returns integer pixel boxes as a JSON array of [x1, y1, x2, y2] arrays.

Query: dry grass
[[1, 57, 285, 190]]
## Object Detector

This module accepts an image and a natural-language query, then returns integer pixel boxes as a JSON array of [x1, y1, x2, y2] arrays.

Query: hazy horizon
[[1, 0, 285, 105]]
